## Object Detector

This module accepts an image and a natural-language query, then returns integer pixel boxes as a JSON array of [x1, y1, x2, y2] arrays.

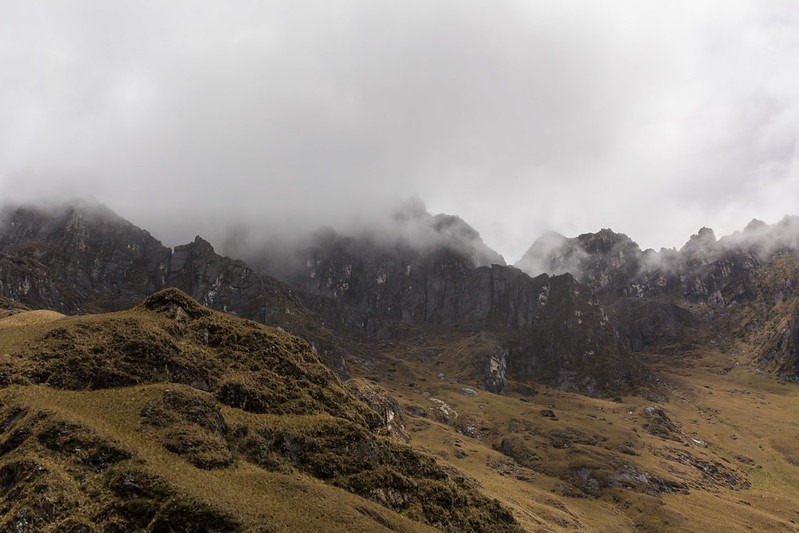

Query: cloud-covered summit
[[1, 1, 798, 260]]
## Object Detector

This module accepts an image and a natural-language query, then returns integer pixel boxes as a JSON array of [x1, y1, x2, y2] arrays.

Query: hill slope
[[0, 288, 520, 532], [3, 201, 799, 530]]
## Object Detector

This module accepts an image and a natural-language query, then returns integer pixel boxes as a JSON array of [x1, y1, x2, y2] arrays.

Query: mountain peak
[[744, 219, 767, 232], [681, 226, 716, 253], [515, 231, 576, 277], [576, 228, 639, 255], [392, 194, 429, 221], [191, 235, 216, 254]]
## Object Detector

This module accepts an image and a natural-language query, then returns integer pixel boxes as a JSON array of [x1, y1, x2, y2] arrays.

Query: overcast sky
[[2, 1, 798, 261]]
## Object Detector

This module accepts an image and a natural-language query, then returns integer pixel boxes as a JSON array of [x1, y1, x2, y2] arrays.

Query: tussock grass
[[0, 289, 521, 532], [0, 309, 64, 327], [359, 335, 799, 532], [4, 286, 799, 531]]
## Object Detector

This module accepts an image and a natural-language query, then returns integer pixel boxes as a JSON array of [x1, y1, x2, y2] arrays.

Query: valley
[[1, 199, 798, 531], [369, 342, 799, 531]]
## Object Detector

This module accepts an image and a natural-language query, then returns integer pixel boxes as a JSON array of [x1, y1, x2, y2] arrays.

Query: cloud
[[1, 1, 798, 261]]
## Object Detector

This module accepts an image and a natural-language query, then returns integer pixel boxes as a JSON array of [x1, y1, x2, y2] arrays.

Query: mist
[[2, 1, 798, 262], [514, 215, 799, 286]]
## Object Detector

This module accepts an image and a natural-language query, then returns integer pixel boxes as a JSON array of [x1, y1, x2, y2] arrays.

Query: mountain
[[274, 201, 637, 396], [0, 200, 351, 374], [4, 199, 799, 530], [515, 219, 799, 370], [517, 218, 799, 307], [0, 199, 638, 396]]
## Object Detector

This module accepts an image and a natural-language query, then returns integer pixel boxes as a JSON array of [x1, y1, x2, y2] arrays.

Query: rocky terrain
[[281, 205, 636, 395], [1, 198, 799, 531], [0, 200, 637, 396], [0, 200, 353, 374], [516, 220, 799, 370]]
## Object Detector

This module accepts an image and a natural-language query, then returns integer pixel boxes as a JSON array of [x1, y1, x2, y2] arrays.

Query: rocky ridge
[[515, 218, 799, 376], [281, 203, 635, 395], [0, 200, 638, 396], [0, 200, 350, 373], [2, 199, 799, 530]]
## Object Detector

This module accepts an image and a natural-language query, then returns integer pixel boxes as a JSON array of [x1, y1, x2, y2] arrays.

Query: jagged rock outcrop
[[761, 304, 799, 380], [0, 199, 637, 394], [0, 200, 347, 372], [346, 378, 410, 442], [0, 201, 306, 320], [283, 211, 635, 395], [516, 218, 799, 358], [754, 257, 799, 379], [0, 200, 170, 312], [518, 219, 799, 307], [516, 229, 643, 302], [166, 235, 306, 324], [290, 199, 506, 323]]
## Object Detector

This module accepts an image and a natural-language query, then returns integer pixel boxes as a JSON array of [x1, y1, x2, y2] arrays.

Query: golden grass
[[0, 290, 521, 532], [361, 341, 799, 532], [0, 309, 65, 328], [4, 287, 799, 531], [2, 384, 436, 532]]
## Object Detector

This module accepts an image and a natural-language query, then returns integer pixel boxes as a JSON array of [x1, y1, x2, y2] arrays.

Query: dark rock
[[346, 378, 409, 442], [290, 221, 636, 395], [0, 200, 171, 313], [497, 436, 540, 469], [514, 218, 799, 381], [760, 301, 799, 379], [642, 406, 683, 442], [140, 288, 212, 320], [608, 298, 695, 352], [0, 199, 641, 396], [662, 447, 750, 490], [36, 421, 131, 471], [0, 201, 349, 375], [617, 443, 639, 456], [405, 406, 428, 418]]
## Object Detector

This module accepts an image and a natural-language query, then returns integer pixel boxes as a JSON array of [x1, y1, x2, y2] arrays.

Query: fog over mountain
[[1, 1, 798, 260]]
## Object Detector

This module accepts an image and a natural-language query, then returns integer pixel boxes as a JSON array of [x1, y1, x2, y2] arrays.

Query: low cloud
[[1, 2, 798, 261]]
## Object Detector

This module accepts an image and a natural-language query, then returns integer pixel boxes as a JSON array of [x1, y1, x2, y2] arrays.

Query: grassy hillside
[[0, 289, 519, 532], [352, 335, 799, 532], [3, 288, 799, 531]]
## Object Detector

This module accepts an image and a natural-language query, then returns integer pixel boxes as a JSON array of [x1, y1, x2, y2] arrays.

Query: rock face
[[763, 304, 799, 379], [346, 377, 410, 442], [282, 206, 635, 395], [607, 298, 696, 352], [0, 199, 637, 396], [516, 217, 799, 363], [0, 201, 303, 320], [0, 200, 348, 372], [0, 200, 170, 312], [9, 197, 799, 389], [755, 268, 799, 379], [166, 235, 307, 324], [518, 218, 799, 307]]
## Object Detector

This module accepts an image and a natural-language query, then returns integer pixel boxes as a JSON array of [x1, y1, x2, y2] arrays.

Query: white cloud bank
[[1, 1, 798, 260]]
